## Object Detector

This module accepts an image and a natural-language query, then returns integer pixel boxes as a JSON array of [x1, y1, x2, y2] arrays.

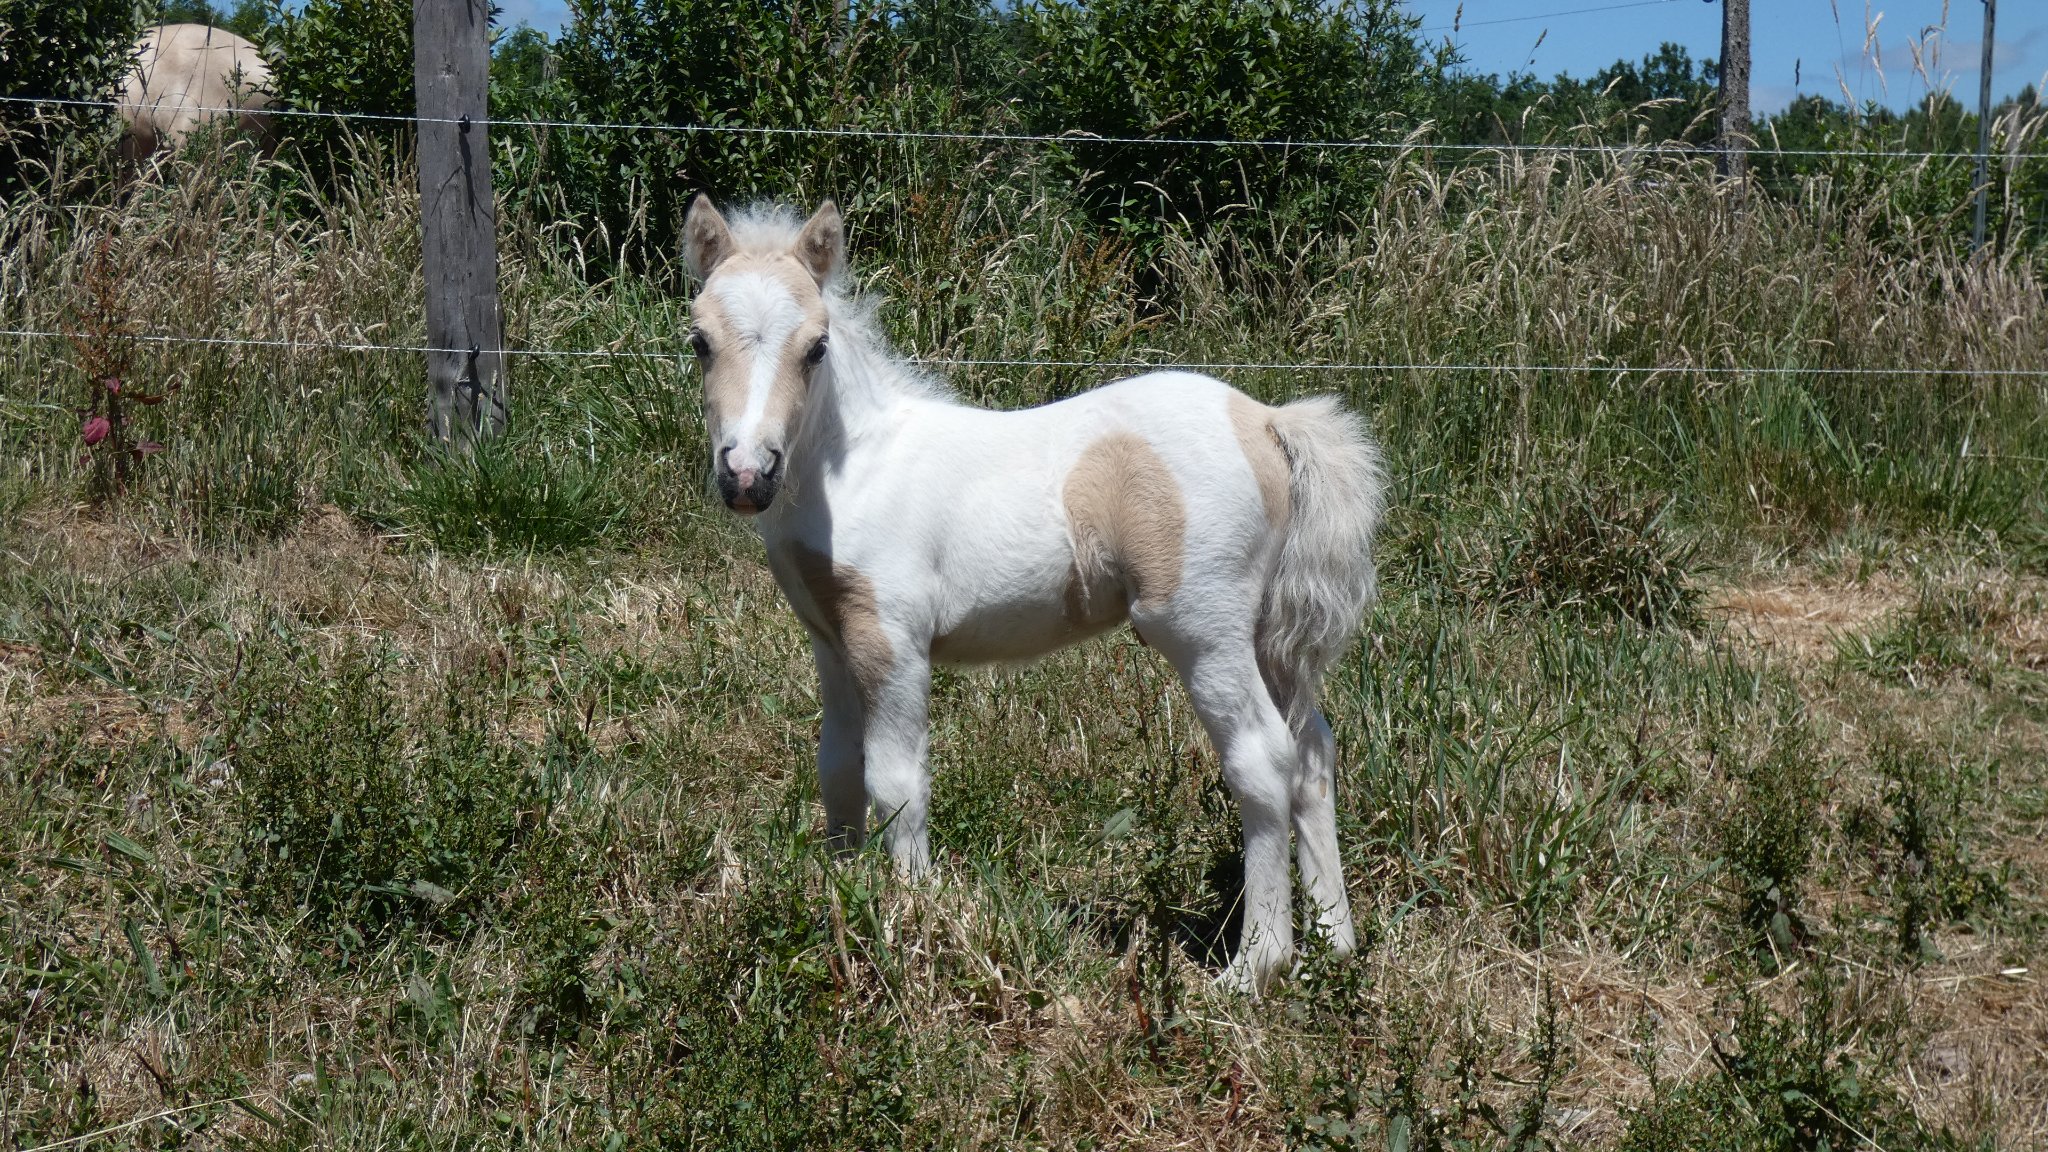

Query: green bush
[[1022, 0, 1433, 246], [394, 436, 626, 556], [538, 0, 989, 274], [261, 0, 415, 168], [165, 404, 309, 544], [0, 0, 141, 200]]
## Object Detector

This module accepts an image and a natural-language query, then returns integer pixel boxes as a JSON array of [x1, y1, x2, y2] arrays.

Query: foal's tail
[[1257, 395, 1385, 725]]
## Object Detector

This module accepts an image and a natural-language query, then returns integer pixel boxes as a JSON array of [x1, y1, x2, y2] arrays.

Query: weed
[[1836, 582, 2004, 687], [229, 641, 567, 943], [1620, 965, 1953, 1152], [1288, 974, 1568, 1152], [1426, 476, 1699, 629], [1845, 739, 2009, 960], [605, 805, 932, 1151], [66, 235, 172, 501], [1717, 719, 1825, 966]]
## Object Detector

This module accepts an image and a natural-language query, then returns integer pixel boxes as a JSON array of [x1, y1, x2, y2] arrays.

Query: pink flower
[[81, 416, 111, 446], [101, 377, 122, 394]]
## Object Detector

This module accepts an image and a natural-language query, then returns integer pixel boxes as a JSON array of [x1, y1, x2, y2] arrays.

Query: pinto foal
[[684, 196, 1384, 989]]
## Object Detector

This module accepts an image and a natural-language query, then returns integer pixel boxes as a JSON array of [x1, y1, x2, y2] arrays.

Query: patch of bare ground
[[1705, 572, 1911, 668], [1902, 932, 2048, 1144], [1703, 565, 2048, 1147]]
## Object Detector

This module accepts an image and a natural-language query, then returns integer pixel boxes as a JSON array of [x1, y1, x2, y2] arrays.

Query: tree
[[1427, 42, 1717, 148], [262, 0, 415, 170], [0, 0, 143, 201], [1023, 0, 1434, 243]]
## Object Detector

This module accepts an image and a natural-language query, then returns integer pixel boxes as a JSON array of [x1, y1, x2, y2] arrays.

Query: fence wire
[[4, 327, 2045, 379], [6, 84, 2042, 381], [4, 94, 2043, 166]]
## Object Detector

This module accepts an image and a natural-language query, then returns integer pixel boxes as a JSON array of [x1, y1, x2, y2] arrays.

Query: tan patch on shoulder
[[1063, 433, 1187, 613], [783, 543, 894, 702], [1228, 391, 1291, 530]]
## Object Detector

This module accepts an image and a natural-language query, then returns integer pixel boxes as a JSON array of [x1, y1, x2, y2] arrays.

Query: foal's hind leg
[[1154, 632, 1301, 992], [1288, 704, 1357, 954]]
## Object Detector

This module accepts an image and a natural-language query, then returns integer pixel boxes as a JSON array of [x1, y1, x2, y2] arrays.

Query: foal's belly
[[927, 575, 1129, 666]]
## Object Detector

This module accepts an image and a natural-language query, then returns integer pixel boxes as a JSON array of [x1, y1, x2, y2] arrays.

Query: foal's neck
[[802, 317, 915, 451], [783, 317, 917, 502]]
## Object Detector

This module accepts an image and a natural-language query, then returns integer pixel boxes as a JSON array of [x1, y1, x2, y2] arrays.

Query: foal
[[684, 196, 1384, 989]]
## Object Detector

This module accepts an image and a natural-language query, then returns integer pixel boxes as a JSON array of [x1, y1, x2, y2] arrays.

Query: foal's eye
[[688, 330, 711, 359], [804, 335, 828, 366]]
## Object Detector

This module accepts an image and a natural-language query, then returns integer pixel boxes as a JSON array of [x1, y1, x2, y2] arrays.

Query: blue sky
[[1404, 0, 2046, 113], [495, 0, 2048, 114]]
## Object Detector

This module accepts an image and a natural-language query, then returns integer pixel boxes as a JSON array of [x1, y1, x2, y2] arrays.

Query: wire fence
[[5, 90, 2045, 381], [5, 327, 2045, 380], [5, 93, 2045, 166]]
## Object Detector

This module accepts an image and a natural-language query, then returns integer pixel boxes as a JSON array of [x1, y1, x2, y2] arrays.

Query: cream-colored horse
[[118, 24, 275, 163], [684, 196, 1385, 991]]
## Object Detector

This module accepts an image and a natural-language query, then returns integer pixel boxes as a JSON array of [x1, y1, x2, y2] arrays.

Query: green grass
[[0, 144, 2044, 1148]]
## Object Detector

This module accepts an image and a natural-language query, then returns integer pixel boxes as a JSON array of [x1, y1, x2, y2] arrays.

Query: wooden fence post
[[415, 0, 506, 446], [1973, 0, 1998, 253], [1718, 0, 1750, 185]]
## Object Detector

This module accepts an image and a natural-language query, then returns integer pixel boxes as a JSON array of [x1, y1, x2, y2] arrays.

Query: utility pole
[[1718, 0, 1751, 184], [1973, 0, 1998, 253], [415, 0, 507, 446]]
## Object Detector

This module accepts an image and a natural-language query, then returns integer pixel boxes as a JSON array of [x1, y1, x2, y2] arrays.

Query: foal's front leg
[[861, 649, 934, 877], [810, 637, 868, 853]]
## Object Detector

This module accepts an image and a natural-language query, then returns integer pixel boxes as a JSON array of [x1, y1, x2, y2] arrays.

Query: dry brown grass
[[3, 506, 2042, 1148]]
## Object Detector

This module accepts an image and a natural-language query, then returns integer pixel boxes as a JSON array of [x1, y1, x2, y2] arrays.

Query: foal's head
[[683, 195, 845, 515]]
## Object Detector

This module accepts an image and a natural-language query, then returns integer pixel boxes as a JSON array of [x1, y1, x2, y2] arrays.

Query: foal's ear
[[684, 194, 733, 281], [794, 200, 845, 287]]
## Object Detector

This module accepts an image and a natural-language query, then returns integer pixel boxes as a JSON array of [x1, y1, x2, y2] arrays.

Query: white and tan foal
[[684, 196, 1385, 990]]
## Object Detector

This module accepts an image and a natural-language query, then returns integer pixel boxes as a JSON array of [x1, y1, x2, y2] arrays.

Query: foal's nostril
[[763, 448, 784, 479]]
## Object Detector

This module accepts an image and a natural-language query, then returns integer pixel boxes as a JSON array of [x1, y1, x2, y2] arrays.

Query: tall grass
[[0, 136, 2043, 1148]]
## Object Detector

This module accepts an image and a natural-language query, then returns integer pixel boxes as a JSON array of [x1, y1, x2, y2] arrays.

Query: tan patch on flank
[[1063, 433, 1187, 613], [1228, 391, 1291, 530], [783, 543, 894, 702]]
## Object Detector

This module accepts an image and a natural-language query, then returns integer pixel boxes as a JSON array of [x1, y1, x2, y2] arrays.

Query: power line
[[1419, 0, 1681, 35], [3, 94, 2039, 165], [4, 327, 2045, 379]]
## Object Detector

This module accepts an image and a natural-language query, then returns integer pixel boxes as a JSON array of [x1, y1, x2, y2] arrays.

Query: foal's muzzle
[[716, 446, 782, 514]]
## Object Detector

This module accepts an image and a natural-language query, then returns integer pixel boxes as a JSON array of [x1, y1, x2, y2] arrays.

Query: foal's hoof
[[1215, 953, 1283, 997]]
